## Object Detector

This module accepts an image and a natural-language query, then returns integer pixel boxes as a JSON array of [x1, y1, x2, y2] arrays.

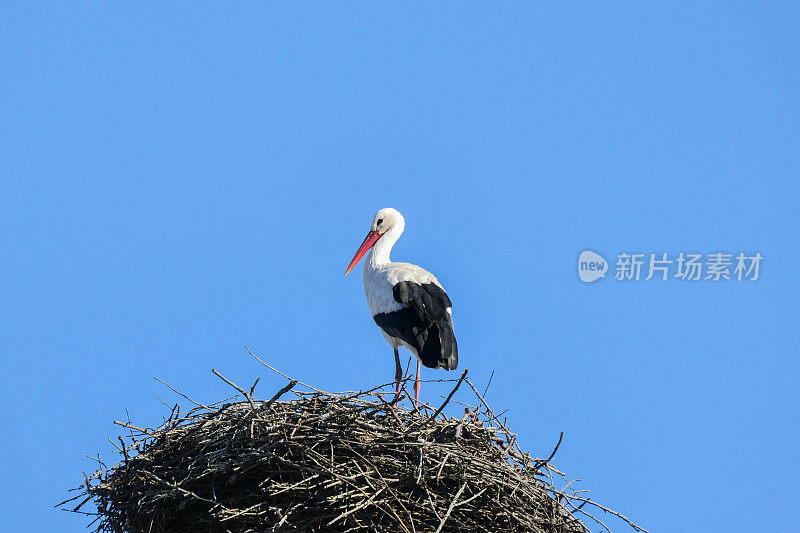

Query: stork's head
[[345, 208, 405, 276], [370, 207, 404, 235]]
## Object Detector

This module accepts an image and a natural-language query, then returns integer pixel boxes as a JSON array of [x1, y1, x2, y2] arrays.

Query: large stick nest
[[60, 355, 647, 533]]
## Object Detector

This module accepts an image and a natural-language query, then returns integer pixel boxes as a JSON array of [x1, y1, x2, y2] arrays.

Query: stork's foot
[[392, 388, 403, 406], [413, 359, 421, 409], [394, 347, 402, 395]]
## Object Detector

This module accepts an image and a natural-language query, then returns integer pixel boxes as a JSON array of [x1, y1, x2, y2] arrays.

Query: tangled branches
[[59, 353, 648, 533]]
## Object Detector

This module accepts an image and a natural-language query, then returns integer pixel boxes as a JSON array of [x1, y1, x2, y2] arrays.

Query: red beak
[[345, 230, 382, 276]]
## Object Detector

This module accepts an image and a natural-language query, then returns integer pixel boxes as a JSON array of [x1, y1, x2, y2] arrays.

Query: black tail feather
[[419, 321, 458, 370]]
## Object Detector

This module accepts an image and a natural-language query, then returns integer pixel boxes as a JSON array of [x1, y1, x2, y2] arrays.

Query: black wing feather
[[372, 281, 458, 370]]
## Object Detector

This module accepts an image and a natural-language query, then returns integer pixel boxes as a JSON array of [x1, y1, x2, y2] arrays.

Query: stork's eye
[[377, 218, 384, 226]]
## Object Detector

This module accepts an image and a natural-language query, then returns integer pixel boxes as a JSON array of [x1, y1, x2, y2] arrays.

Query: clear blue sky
[[1, 4, 798, 532]]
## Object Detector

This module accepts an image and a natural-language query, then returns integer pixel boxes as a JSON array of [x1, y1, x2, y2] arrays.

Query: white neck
[[367, 223, 404, 266]]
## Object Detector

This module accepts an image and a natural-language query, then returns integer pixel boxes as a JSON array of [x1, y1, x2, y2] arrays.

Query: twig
[[482, 370, 495, 398], [536, 432, 565, 468], [117, 436, 129, 462], [434, 480, 467, 533], [112, 421, 151, 434], [428, 368, 468, 422], [249, 377, 260, 397], [154, 376, 211, 409], [560, 494, 650, 533], [245, 345, 335, 395], [261, 379, 297, 411], [212, 368, 256, 411]]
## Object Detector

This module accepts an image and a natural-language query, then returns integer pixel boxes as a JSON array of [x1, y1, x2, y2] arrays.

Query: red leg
[[414, 360, 421, 408], [394, 346, 402, 394]]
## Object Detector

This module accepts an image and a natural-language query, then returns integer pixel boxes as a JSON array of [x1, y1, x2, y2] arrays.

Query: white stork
[[345, 208, 458, 406]]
